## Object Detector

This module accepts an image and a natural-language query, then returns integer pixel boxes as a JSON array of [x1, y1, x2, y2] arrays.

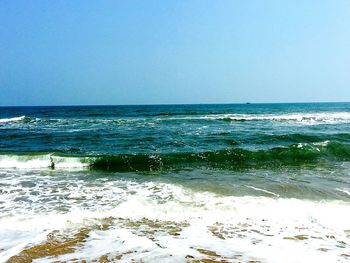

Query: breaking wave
[[0, 116, 26, 123], [198, 112, 350, 124], [1, 141, 350, 171], [0, 154, 88, 169], [2, 112, 350, 126]]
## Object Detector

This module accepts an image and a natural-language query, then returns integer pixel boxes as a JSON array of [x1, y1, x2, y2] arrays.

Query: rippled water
[[1, 103, 350, 262]]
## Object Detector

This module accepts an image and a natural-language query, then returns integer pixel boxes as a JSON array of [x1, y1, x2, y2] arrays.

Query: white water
[[0, 154, 88, 169], [158, 112, 350, 124], [3, 112, 350, 126], [0, 170, 349, 262], [0, 116, 25, 123]]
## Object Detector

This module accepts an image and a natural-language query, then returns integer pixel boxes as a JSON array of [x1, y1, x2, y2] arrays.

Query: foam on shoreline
[[1, 178, 349, 262]]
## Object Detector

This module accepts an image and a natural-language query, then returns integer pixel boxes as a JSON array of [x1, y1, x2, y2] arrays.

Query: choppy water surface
[[1, 103, 350, 262]]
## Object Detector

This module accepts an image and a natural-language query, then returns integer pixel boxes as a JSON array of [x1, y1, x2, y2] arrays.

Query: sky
[[1, 0, 350, 106]]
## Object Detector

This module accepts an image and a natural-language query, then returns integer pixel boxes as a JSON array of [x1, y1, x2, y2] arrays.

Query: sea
[[0, 103, 350, 262]]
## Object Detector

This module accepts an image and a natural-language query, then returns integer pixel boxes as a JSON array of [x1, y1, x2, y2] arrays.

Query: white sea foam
[[0, 174, 349, 262], [3, 112, 350, 126], [0, 154, 88, 169], [0, 116, 25, 123], [204, 112, 350, 123], [160, 112, 350, 124]]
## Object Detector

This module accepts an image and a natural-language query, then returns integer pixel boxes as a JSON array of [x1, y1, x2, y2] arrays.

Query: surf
[[1, 179, 349, 262], [0, 154, 88, 169], [0, 116, 26, 123], [1, 141, 350, 171]]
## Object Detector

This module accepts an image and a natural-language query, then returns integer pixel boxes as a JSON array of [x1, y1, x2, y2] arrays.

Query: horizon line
[[0, 101, 350, 108]]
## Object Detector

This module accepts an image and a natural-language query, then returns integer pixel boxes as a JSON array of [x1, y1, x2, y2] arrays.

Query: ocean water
[[1, 103, 350, 262]]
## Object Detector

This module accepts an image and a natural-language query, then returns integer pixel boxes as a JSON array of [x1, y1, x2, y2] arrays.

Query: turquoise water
[[1, 103, 350, 262]]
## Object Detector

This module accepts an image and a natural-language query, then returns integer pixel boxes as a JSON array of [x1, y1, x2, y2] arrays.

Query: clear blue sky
[[1, 1, 349, 106]]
